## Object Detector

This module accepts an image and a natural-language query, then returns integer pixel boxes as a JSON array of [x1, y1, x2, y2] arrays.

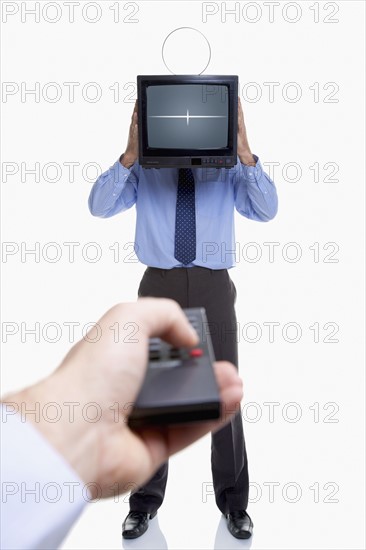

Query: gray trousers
[[129, 266, 249, 515]]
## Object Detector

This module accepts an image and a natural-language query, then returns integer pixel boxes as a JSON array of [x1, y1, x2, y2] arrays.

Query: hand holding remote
[[4, 298, 243, 499]]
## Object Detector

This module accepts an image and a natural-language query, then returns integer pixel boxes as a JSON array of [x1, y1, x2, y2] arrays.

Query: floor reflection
[[214, 515, 253, 549], [121, 516, 168, 550]]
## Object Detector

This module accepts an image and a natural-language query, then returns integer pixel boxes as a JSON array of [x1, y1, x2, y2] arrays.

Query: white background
[[1, 1, 365, 549]]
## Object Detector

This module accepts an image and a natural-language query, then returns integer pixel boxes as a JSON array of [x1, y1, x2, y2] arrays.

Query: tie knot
[[178, 167, 195, 185]]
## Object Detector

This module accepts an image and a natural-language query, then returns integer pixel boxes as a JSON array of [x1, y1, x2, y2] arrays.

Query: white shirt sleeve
[[1, 404, 88, 549]]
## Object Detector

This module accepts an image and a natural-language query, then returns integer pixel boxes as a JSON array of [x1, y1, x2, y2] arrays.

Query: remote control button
[[169, 348, 181, 358], [149, 339, 162, 350], [150, 359, 182, 369], [180, 349, 190, 360], [189, 348, 203, 357]]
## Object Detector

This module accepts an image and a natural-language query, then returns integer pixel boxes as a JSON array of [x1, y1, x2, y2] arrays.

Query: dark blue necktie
[[174, 168, 196, 265]]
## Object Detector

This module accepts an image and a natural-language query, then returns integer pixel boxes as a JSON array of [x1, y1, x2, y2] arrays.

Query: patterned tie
[[174, 168, 196, 265]]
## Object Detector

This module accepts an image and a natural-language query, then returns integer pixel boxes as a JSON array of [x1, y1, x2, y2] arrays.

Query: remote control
[[128, 307, 221, 429]]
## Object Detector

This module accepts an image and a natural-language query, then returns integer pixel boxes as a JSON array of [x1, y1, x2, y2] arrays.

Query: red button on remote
[[190, 348, 203, 357]]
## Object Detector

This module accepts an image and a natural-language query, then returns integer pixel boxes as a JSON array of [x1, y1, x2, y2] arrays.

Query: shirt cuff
[[238, 154, 262, 180], [111, 157, 133, 186], [1, 404, 89, 550]]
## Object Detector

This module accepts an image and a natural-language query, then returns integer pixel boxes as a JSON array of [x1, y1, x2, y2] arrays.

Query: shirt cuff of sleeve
[[237, 153, 261, 178], [1, 404, 89, 550], [237, 154, 272, 195], [112, 157, 132, 187]]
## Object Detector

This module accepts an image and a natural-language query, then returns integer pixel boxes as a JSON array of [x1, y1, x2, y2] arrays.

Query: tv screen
[[146, 84, 229, 149], [137, 75, 238, 168]]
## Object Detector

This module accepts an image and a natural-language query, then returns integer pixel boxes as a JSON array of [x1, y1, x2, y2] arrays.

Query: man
[[1, 298, 243, 549], [88, 96, 278, 539]]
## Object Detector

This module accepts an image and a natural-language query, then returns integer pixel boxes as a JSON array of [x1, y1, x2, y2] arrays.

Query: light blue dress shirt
[[88, 155, 278, 269], [1, 405, 87, 549]]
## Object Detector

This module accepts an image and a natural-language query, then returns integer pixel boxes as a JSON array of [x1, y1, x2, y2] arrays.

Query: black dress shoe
[[122, 510, 157, 539], [226, 510, 253, 539]]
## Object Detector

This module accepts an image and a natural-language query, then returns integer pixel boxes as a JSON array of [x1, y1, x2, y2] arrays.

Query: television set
[[137, 75, 238, 169]]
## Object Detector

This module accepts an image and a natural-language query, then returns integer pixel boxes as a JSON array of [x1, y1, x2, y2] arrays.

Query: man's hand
[[237, 97, 256, 166], [120, 100, 138, 168], [5, 298, 243, 499]]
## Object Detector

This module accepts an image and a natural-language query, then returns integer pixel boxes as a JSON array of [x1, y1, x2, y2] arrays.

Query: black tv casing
[[137, 75, 238, 169]]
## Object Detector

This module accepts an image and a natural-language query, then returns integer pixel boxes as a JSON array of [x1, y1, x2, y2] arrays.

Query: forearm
[[120, 151, 136, 169], [6, 372, 100, 492], [238, 150, 256, 167]]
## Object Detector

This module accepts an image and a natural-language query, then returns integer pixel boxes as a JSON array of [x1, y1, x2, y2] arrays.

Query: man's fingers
[[111, 298, 199, 349], [137, 297, 199, 347], [213, 360, 242, 393], [213, 361, 243, 430], [238, 97, 244, 118], [131, 101, 138, 120]]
